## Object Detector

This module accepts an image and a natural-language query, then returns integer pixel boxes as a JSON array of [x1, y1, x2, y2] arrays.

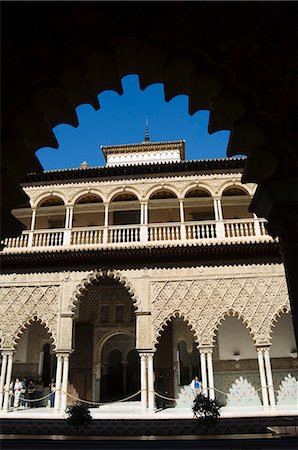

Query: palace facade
[[0, 139, 297, 414]]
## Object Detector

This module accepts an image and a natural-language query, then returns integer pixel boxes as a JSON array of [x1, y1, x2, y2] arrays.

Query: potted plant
[[192, 393, 222, 434], [66, 402, 92, 435]]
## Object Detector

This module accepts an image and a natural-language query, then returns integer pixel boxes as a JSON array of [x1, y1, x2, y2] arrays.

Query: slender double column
[[179, 199, 186, 240], [54, 352, 71, 412], [103, 203, 109, 243], [257, 346, 275, 407], [1, 351, 14, 412], [138, 351, 155, 412], [199, 347, 215, 399], [140, 202, 149, 242]]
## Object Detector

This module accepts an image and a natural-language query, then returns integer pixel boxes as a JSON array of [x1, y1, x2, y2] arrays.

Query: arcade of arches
[[0, 266, 297, 412]]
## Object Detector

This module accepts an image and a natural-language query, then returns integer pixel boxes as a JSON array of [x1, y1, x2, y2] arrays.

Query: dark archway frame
[[2, 2, 297, 342]]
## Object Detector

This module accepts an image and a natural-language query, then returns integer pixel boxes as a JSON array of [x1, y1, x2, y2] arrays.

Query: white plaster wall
[[270, 314, 296, 358], [217, 317, 256, 360]]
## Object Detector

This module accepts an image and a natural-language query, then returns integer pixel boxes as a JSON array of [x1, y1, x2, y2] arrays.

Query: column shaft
[[140, 354, 147, 411], [200, 351, 208, 396], [60, 355, 69, 411], [264, 349, 276, 406], [3, 353, 13, 412], [0, 353, 8, 409], [54, 354, 63, 411], [147, 354, 155, 412], [207, 351, 215, 400], [257, 350, 269, 407], [213, 199, 219, 221], [217, 199, 223, 220]]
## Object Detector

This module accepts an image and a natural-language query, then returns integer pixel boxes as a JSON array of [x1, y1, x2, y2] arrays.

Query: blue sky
[[37, 75, 230, 170]]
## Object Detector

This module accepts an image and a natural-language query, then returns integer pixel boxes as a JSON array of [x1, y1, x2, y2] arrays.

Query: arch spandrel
[[153, 311, 199, 350], [151, 275, 290, 348], [0, 285, 59, 350]]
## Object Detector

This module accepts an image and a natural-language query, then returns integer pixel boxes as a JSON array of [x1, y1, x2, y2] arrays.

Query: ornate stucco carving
[[0, 285, 60, 349], [151, 275, 289, 348]]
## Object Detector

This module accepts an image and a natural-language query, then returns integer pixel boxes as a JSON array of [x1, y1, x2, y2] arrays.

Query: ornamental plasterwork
[[151, 275, 289, 348], [22, 171, 252, 207], [0, 285, 60, 349]]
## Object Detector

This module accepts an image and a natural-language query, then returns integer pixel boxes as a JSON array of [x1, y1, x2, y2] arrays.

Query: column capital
[[0, 350, 14, 357], [256, 345, 271, 353], [198, 346, 213, 355]]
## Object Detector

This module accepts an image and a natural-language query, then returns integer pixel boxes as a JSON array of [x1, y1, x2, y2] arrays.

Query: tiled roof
[[21, 158, 246, 185]]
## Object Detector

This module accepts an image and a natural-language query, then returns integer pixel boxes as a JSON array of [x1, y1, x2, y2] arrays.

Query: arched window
[[184, 188, 214, 222], [35, 196, 65, 229], [221, 186, 252, 219], [73, 193, 104, 227], [110, 192, 140, 225], [149, 189, 179, 224]]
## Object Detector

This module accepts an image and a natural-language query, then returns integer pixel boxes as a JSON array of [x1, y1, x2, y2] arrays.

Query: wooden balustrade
[[1, 218, 271, 252]]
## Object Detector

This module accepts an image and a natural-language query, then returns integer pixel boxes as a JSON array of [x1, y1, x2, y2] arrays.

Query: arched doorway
[[214, 315, 259, 406], [100, 334, 139, 401], [12, 321, 55, 407], [155, 316, 199, 403], [70, 276, 138, 403]]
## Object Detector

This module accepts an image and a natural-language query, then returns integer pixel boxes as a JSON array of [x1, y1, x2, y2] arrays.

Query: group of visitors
[[8, 377, 56, 409]]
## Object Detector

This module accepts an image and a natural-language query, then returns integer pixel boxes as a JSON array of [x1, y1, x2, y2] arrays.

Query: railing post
[[215, 220, 225, 238]]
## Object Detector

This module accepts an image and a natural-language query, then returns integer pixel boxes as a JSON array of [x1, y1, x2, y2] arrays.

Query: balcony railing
[[2, 218, 273, 252]]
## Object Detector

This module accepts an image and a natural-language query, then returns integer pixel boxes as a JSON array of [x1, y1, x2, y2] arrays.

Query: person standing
[[13, 378, 22, 408], [154, 375, 166, 410], [19, 377, 28, 409], [49, 378, 56, 407], [191, 376, 202, 397], [27, 379, 36, 408]]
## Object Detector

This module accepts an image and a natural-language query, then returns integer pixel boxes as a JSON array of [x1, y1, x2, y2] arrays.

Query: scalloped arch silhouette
[[211, 308, 256, 345], [153, 311, 199, 350], [70, 269, 140, 314], [11, 315, 56, 350], [267, 306, 292, 344]]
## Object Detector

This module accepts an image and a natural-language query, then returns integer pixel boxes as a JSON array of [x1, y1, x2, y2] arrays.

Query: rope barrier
[[64, 389, 142, 407], [10, 392, 52, 402]]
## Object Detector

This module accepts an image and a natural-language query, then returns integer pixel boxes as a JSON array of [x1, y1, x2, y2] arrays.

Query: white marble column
[[103, 203, 109, 243], [54, 354, 63, 411], [140, 353, 147, 411], [0, 352, 8, 409], [64, 207, 70, 228], [217, 199, 223, 220], [207, 350, 215, 400], [147, 353, 155, 412], [60, 354, 69, 411], [257, 349, 269, 407], [199, 350, 208, 396], [213, 198, 219, 221], [264, 348, 276, 407], [140, 203, 148, 242], [179, 199, 186, 240], [3, 352, 13, 412], [38, 350, 44, 377], [28, 208, 37, 247]]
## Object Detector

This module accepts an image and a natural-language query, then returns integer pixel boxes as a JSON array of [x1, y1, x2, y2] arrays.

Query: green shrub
[[66, 402, 92, 434], [192, 393, 222, 433]]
